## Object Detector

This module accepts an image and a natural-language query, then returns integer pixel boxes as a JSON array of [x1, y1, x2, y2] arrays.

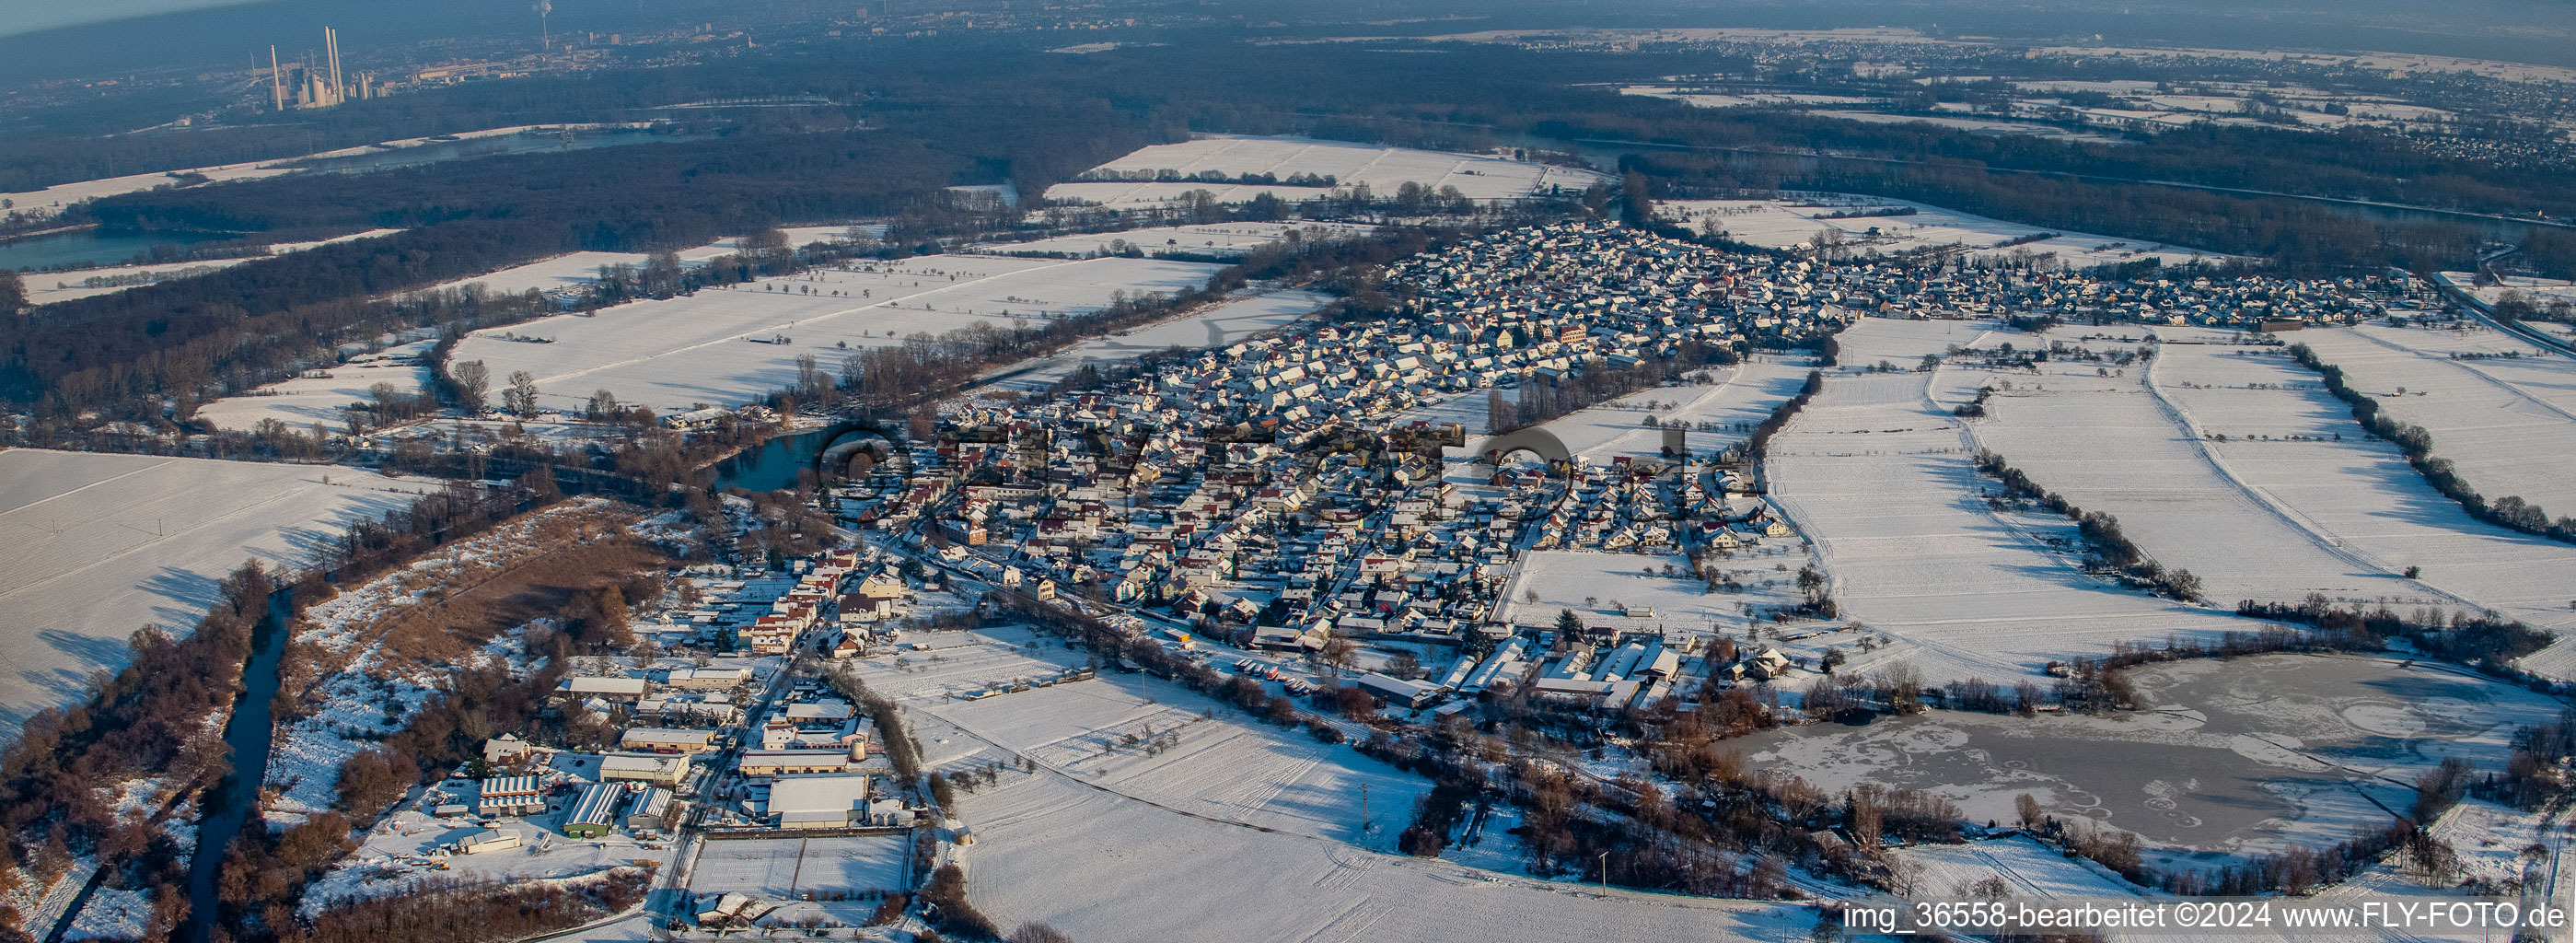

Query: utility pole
[[1599, 850, 1610, 899]]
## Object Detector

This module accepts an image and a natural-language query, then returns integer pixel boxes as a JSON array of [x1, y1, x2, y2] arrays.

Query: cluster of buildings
[[819, 223, 2407, 715]]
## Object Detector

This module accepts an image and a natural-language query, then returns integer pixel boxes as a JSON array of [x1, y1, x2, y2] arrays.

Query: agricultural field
[[1765, 319, 2265, 682], [1660, 195, 2227, 269], [1498, 550, 1803, 640], [1044, 134, 1610, 210], [418, 229, 871, 298], [981, 288, 1331, 392], [1969, 329, 2436, 611], [2289, 323, 2576, 516], [0, 449, 425, 738], [972, 221, 1373, 258], [191, 338, 436, 432], [448, 254, 1224, 413], [853, 626, 1425, 847], [2145, 329, 2576, 633], [1466, 359, 1819, 463], [958, 769, 1814, 943], [1740, 653, 2555, 858]]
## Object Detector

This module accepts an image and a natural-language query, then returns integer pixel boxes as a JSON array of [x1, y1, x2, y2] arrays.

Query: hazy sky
[[0, 0, 262, 37]]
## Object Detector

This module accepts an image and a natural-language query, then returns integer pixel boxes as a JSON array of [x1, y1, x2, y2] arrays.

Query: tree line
[[2286, 343, 2576, 544]]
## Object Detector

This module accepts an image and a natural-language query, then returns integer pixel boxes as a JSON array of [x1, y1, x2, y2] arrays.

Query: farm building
[[563, 783, 625, 838], [600, 752, 693, 786]]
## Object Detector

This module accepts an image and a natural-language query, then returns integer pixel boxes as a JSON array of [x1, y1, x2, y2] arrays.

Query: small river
[[181, 588, 292, 943], [711, 426, 842, 493]]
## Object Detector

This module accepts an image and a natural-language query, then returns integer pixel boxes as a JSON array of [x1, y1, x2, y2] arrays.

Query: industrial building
[[600, 752, 692, 786], [563, 783, 625, 838], [761, 773, 875, 829], [476, 776, 545, 817]]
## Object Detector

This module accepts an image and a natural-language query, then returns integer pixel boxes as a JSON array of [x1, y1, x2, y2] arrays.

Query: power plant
[[270, 27, 377, 111]]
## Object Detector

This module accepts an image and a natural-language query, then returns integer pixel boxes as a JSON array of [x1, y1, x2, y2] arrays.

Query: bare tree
[[452, 359, 491, 413], [506, 370, 541, 416]]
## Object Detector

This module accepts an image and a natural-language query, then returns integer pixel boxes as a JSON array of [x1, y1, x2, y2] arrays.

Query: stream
[[180, 588, 292, 943]]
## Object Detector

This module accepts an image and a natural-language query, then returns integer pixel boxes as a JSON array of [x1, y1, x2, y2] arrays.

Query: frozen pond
[[1736, 653, 2563, 856]]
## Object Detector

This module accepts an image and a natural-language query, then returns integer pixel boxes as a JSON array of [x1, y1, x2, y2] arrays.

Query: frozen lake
[[1736, 653, 2561, 857]]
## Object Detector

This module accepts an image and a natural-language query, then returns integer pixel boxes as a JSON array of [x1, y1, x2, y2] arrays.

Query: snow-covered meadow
[[191, 339, 436, 432], [1969, 329, 2437, 611], [1765, 319, 2268, 683], [449, 254, 1224, 413], [1465, 359, 1818, 461], [2288, 323, 2576, 518], [973, 221, 1375, 258], [0, 450, 426, 738], [981, 288, 1331, 392], [1661, 195, 2228, 269], [2145, 328, 2576, 633], [1044, 134, 1610, 210]]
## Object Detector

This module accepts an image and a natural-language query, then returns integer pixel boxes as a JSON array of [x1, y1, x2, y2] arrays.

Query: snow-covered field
[[1765, 320, 2267, 682], [450, 255, 1223, 413], [1475, 359, 1817, 460], [961, 768, 1811, 943], [1894, 835, 2149, 899], [841, 626, 1819, 937], [981, 289, 1331, 392], [2289, 323, 2576, 517], [1500, 550, 1801, 639], [1971, 329, 2440, 611], [419, 237, 771, 297], [1044, 134, 1610, 209], [2146, 329, 2576, 634], [22, 229, 403, 306], [973, 221, 1374, 258], [1, 162, 297, 219], [1662, 195, 2228, 269], [192, 339, 435, 432], [854, 626, 1424, 847], [0, 450, 425, 738]]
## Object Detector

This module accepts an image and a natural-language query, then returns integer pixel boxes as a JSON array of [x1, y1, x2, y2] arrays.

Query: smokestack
[[325, 28, 342, 106], [269, 45, 284, 111]]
